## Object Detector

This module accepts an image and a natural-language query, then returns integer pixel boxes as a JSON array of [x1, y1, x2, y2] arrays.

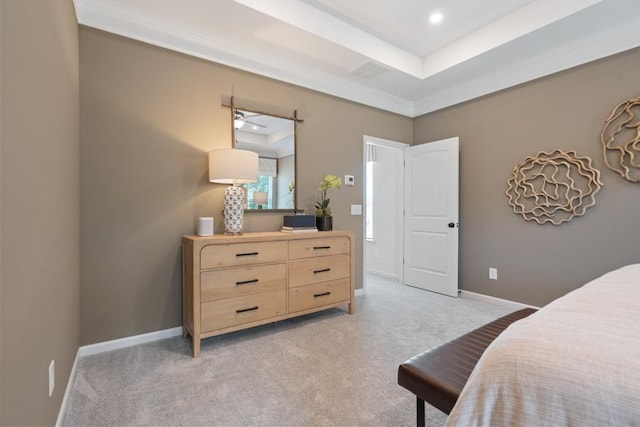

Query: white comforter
[[446, 264, 640, 426]]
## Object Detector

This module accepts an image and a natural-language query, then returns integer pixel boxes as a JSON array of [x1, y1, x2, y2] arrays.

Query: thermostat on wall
[[344, 175, 355, 186]]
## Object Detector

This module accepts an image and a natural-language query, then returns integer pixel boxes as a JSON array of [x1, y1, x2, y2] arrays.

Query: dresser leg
[[193, 338, 201, 358], [348, 301, 355, 314]]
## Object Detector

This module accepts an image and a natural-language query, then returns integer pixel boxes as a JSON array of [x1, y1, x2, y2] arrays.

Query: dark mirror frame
[[229, 100, 300, 212]]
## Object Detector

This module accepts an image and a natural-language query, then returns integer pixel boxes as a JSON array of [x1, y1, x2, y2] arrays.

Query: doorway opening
[[362, 136, 408, 292]]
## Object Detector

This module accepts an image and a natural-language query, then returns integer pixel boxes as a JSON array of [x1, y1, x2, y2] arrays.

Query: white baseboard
[[56, 327, 182, 424], [78, 326, 183, 357], [56, 349, 80, 427], [355, 288, 365, 296], [460, 290, 540, 310]]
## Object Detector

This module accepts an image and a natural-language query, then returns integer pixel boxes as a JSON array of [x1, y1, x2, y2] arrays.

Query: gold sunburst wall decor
[[601, 96, 640, 182], [506, 150, 603, 225]]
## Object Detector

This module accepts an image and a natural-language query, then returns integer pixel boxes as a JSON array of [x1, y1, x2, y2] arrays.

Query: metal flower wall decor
[[506, 150, 603, 225], [600, 96, 640, 183]]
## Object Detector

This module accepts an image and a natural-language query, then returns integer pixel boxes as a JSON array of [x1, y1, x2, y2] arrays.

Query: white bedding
[[446, 264, 640, 426]]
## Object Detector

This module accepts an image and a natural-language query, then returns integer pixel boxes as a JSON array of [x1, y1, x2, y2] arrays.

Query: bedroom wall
[[414, 46, 640, 307], [79, 27, 412, 345], [1, 0, 79, 424]]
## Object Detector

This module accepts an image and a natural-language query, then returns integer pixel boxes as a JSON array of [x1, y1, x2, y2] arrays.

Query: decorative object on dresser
[[182, 230, 355, 357], [281, 214, 318, 233], [315, 174, 342, 231], [208, 148, 258, 234], [197, 217, 214, 236], [600, 95, 640, 183], [506, 149, 602, 225], [283, 214, 315, 227]]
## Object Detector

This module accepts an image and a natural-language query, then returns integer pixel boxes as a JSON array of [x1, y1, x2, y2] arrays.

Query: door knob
[[448, 222, 455, 228]]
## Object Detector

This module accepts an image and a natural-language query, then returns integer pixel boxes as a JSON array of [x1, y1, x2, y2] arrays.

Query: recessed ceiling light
[[429, 12, 443, 24]]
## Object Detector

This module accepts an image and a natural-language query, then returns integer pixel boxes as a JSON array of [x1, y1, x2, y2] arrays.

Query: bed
[[445, 263, 640, 426]]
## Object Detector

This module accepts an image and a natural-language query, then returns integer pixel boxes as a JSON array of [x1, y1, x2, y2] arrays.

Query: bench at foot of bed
[[398, 307, 537, 427]]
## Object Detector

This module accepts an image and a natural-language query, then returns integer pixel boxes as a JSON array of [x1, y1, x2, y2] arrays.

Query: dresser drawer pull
[[236, 306, 259, 314], [235, 279, 259, 286], [313, 268, 331, 274], [314, 292, 331, 298], [236, 251, 259, 257], [313, 246, 331, 250]]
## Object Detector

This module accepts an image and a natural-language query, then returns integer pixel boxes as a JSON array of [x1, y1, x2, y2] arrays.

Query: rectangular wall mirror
[[233, 108, 297, 211]]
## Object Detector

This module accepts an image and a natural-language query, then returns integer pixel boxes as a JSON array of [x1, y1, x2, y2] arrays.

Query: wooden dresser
[[182, 230, 355, 357]]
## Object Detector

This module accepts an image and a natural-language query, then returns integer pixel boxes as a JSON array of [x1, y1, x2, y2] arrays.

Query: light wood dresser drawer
[[201, 263, 286, 302], [183, 231, 354, 357], [201, 241, 287, 269], [201, 290, 286, 332], [288, 237, 350, 260], [289, 278, 351, 313], [288, 255, 350, 287]]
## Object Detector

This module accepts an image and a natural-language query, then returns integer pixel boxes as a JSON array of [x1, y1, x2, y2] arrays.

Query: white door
[[403, 137, 459, 297]]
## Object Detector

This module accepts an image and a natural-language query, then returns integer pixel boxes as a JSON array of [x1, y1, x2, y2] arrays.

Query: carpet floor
[[63, 275, 514, 426]]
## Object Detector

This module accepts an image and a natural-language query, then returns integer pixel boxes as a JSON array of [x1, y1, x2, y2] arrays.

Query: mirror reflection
[[233, 109, 296, 210]]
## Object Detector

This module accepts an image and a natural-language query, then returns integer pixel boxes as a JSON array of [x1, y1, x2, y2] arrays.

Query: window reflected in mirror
[[233, 109, 296, 211]]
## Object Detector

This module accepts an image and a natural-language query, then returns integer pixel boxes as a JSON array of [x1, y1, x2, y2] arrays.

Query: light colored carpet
[[63, 275, 514, 426]]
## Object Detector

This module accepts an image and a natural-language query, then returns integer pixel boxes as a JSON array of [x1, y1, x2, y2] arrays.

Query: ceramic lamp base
[[223, 185, 246, 234]]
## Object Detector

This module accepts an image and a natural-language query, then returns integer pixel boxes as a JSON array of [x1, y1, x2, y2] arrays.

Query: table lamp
[[208, 148, 258, 234], [253, 191, 268, 209]]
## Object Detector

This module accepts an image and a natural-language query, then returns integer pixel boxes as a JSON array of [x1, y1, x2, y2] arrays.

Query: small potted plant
[[315, 174, 342, 231]]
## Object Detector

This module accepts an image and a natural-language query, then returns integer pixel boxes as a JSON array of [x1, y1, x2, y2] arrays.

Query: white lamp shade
[[253, 191, 268, 205], [209, 149, 258, 185]]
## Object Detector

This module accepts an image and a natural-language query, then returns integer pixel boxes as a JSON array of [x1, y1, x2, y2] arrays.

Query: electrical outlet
[[49, 360, 55, 397], [489, 268, 498, 280]]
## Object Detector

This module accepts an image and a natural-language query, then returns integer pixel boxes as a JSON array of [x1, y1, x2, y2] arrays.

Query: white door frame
[[362, 135, 409, 293]]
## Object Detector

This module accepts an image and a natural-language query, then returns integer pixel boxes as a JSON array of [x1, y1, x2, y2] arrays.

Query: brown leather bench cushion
[[398, 307, 537, 415]]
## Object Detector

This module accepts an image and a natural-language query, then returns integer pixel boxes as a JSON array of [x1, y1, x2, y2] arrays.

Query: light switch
[[351, 204, 362, 215]]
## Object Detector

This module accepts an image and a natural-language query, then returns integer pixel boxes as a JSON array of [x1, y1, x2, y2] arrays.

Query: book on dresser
[[281, 226, 318, 233]]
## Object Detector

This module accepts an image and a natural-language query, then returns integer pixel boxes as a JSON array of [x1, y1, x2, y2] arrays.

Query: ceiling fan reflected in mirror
[[234, 110, 266, 130]]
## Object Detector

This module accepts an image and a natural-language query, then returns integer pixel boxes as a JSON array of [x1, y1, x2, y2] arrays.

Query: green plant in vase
[[315, 174, 341, 230]]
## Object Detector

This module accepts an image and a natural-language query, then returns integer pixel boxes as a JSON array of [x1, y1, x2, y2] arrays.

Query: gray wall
[[79, 27, 412, 345], [1, 0, 79, 424], [414, 47, 640, 307]]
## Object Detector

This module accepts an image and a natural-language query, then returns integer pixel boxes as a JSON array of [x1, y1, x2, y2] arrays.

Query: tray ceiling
[[75, 0, 640, 117]]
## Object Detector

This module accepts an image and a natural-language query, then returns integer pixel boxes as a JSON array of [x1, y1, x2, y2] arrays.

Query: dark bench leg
[[417, 396, 425, 427]]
